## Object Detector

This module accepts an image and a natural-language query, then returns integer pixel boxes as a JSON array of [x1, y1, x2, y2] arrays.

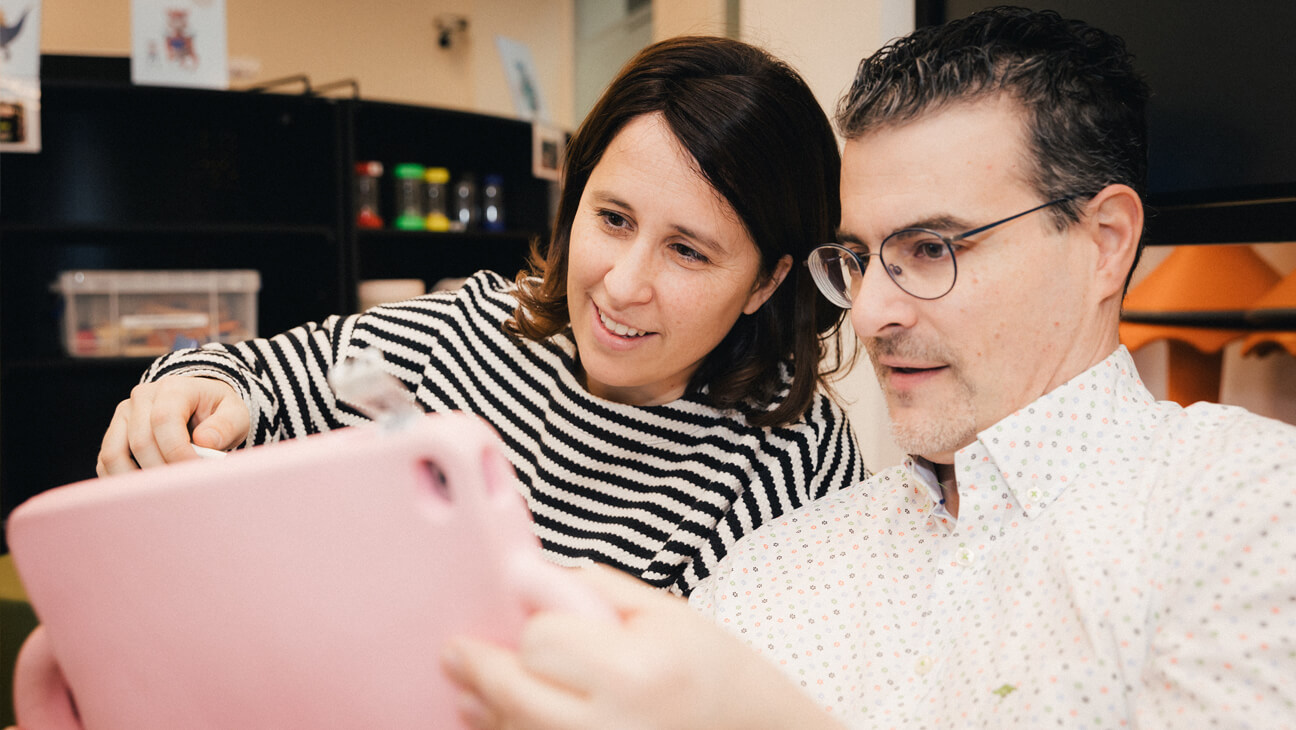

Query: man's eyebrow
[[907, 214, 970, 233], [837, 214, 976, 245], [836, 229, 867, 247]]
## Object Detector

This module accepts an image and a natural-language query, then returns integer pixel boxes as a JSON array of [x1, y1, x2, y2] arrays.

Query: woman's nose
[[601, 240, 655, 306]]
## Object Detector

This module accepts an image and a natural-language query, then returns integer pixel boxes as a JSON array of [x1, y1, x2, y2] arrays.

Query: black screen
[[938, 1, 1296, 205]]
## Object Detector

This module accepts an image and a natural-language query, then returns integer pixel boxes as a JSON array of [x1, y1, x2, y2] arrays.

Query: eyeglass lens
[[881, 231, 956, 299], [808, 232, 956, 307]]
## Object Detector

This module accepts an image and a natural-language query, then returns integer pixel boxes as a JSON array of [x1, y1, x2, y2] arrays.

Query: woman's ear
[[1084, 184, 1144, 301], [743, 254, 793, 315]]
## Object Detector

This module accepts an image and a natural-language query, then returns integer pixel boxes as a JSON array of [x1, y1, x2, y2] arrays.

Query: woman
[[97, 36, 866, 596]]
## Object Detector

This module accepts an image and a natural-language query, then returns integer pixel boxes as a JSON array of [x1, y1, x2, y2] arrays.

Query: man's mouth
[[891, 365, 947, 375]]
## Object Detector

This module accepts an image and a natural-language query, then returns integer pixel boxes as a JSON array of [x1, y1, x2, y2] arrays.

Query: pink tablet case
[[8, 412, 604, 729]]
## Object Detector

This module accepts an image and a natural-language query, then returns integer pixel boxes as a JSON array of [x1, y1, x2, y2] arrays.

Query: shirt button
[[915, 655, 934, 675], [955, 547, 976, 567]]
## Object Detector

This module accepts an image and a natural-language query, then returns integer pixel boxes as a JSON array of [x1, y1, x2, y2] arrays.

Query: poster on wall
[[0, 0, 42, 153], [495, 35, 548, 123], [131, 0, 229, 89]]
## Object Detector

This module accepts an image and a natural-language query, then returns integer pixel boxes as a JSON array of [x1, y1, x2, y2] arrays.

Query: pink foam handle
[[13, 627, 83, 730]]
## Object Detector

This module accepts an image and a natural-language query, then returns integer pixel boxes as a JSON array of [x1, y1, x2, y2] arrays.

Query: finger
[[515, 610, 629, 692], [443, 637, 590, 730], [510, 565, 688, 692], [188, 384, 250, 451], [151, 380, 227, 464], [97, 401, 142, 476], [578, 564, 684, 615], [121, 384, 172, 469], [510, 560, 619, 622]]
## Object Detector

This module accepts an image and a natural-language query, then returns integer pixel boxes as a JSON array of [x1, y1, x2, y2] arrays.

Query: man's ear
[[1082, 184, 1143, 300], [743, 254, 793, 315]]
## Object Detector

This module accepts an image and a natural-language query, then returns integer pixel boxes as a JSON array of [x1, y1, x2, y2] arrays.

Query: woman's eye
[[670, 242, 710, 264], [598, 210, 631, 230]]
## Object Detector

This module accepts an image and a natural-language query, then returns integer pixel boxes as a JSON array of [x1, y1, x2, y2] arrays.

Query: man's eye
[[916, 241, 948, 260]]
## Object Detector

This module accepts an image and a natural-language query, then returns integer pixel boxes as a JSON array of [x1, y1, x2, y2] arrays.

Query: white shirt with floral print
[[691, 346, 1296, 729]]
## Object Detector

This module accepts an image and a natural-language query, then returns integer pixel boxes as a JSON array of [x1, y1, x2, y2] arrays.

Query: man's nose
[[849, 257, 919, 338]]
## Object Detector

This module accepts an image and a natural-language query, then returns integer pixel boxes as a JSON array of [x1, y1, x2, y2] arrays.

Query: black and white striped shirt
[[146, 271, 868, 595]]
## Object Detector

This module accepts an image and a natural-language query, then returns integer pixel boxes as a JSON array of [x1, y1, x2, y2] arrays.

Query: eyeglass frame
[[807, 196, 1074, 306]]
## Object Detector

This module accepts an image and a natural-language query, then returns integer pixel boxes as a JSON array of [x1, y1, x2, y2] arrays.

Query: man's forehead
[[838, 100, 1034, 235]]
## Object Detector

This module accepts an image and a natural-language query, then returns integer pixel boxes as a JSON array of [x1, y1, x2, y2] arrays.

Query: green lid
[[395, 214, 427, 230], [394, 163, 426, 179]]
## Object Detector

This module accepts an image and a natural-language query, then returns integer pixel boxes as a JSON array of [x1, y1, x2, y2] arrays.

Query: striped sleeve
[[141, 283, 487, 445], [140, 270, 870, 597]]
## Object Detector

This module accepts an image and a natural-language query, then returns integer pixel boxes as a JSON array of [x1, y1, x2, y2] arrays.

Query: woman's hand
[[441, 566, 845, 730], [97, 377, 250, 476]]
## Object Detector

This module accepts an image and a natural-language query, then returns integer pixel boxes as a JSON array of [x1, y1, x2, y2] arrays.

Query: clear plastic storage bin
[[54, 270, 261, 357]]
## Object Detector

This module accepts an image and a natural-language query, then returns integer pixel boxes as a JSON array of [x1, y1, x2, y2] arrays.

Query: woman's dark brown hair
[[507, 35, 846, 427]]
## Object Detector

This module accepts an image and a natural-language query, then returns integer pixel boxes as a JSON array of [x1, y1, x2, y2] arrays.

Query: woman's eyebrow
[[670, 223, 724, 254], [587, 190, 634, 211], [588, 190, 726, 255]]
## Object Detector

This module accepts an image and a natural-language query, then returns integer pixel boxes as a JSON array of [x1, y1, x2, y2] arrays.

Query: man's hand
[[97, 377, 250, 476], [441, 566, 845, 730]]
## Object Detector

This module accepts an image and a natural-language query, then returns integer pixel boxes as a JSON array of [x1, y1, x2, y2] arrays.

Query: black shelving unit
[[344, 99, 550, 297], [0, 75, 553, 546]]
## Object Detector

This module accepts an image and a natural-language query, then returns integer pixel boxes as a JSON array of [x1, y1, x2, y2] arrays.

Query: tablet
[[8, 412, 605, 729]]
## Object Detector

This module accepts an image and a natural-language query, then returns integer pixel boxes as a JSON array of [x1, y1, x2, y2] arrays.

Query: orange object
[[1241, 269, 1296, 357], [1120, 244, 1281, 354], [1162, 341, 1224, 406], [1120, 245, 1281, 406]]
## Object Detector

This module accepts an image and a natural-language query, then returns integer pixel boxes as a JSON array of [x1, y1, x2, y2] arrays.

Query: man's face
[[840, 96, 1103, 464]]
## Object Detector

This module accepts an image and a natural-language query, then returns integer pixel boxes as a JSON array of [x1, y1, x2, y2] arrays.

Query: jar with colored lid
[[353, 161, 384, 229], [423, 167, 451, 232], [392, 163, 426, 230]]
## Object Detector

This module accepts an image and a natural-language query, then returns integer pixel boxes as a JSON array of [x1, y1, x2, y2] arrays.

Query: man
[[443, 8, 1296, 728]]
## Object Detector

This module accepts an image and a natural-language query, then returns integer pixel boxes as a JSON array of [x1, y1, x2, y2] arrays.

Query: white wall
[[646, 0, 914, 471], [734, 0, 913, 471], [736, 0, 911, 121], [652, 0, 729, 39], [574, 0, 652, 122], [39, 0, 576, 128]]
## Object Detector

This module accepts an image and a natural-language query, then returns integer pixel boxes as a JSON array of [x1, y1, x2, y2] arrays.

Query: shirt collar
[[908, 346, 1157, 520], [906, 455, 955, 521], [978, 346, 1157, 518]]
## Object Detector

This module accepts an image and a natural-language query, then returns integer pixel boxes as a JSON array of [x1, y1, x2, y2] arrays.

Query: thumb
[[190, 393, 251, 451], [577, 564, 682, 616]]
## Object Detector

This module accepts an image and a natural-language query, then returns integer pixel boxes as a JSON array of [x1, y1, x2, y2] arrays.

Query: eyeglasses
[[806, 197, 1072, 307]]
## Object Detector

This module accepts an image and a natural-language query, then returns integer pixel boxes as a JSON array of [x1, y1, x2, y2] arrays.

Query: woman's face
[[566, 113, 790, 406]]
